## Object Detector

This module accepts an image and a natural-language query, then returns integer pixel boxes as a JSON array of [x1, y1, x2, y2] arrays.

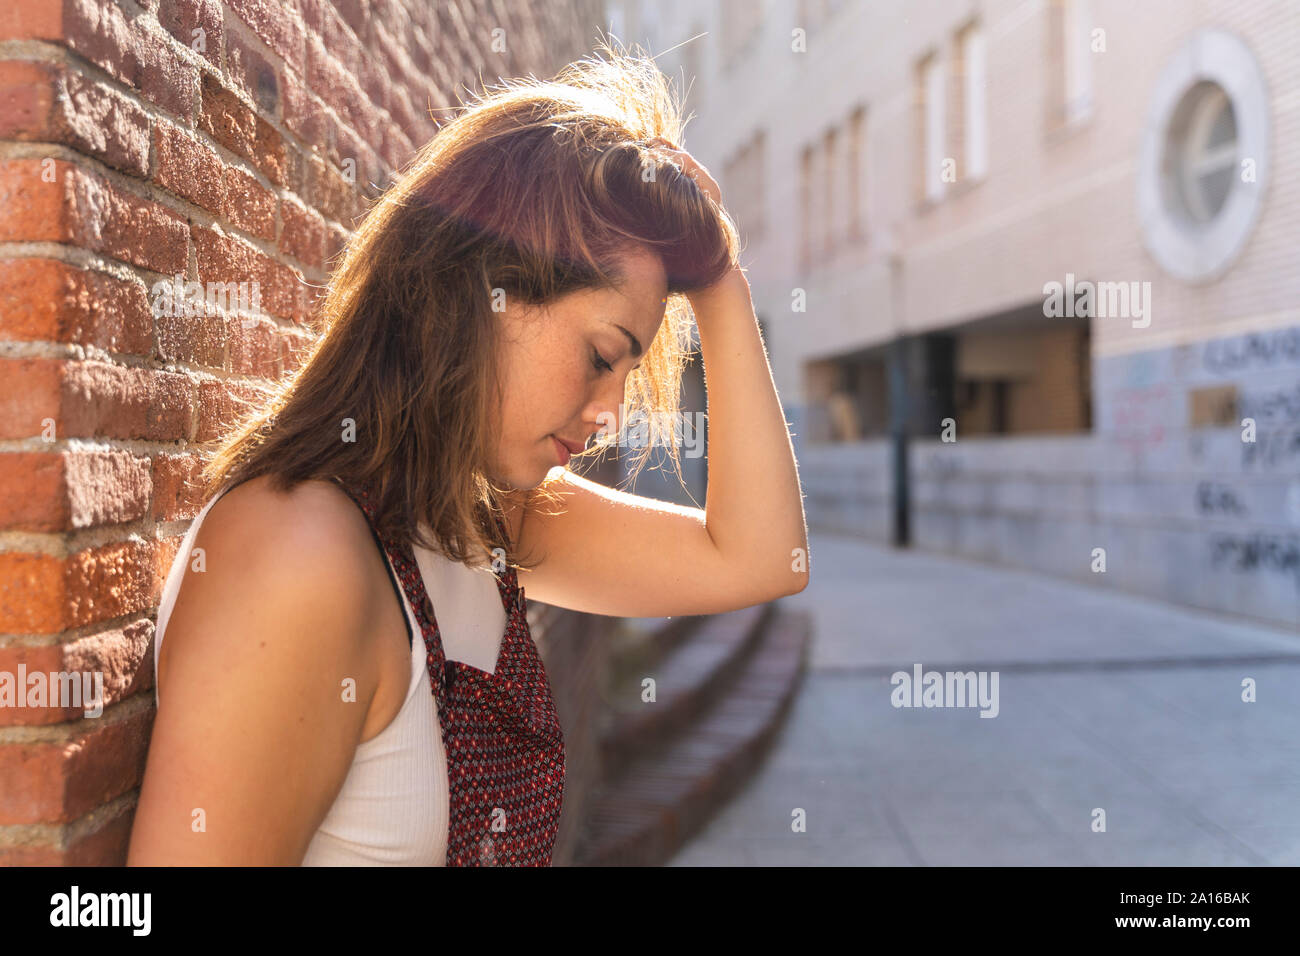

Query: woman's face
[[491, 246, 669, 490]]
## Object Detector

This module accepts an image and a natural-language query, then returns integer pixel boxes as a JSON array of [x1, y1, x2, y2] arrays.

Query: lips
[[551, 435, 572, 466], [552, 435, 585, 455]]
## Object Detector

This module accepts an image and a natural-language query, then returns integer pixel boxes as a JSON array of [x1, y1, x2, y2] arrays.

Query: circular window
[[1137, 29, 1269, 282], [1163, 81, 1238, 224]]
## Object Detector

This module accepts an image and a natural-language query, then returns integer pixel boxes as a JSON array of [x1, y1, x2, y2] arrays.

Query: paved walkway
[[667, 533, 1300, 865]]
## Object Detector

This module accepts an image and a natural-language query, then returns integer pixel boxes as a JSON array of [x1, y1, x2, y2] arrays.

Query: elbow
[[764, 567, 809, 601]]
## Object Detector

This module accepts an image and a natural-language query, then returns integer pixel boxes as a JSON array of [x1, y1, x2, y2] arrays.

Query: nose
[[584, 377, 628, 442]]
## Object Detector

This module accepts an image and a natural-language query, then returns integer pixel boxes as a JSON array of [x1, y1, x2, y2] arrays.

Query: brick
[[280, 64, 333, 153], [195, 377, 275, 441], [354, 50, 392, 123], [0, 0, 64, 41], [0, 159, 68, 243], [305, 0, 365, 88], [379, 118, 417, 175], [0, 644, 64, 725], [0, 550, 65, 633], [191, 223, 308, 322], [154, 289, 227, 370], [384, 84, 424, 148], [65, 537, 158, 629], [63, 449, 153, 530], [279, 195, 326, 267], [0, 358, 195, 443], [62, 617, 156, 710], [150, 452, 208, 521], [155, 119, 276, 237], [0, 449, 150, 533], [332, 123, 384, 203], [62, 166, 191, 275], [61, 0, 198, 121], [157, 0, 224, 70], [371, 16, 443, 119], [63, 362, 196, 441], [0, 357, 63, 441], [226, 0, 307, 73], [228, 314, 286, 377], [153, 117, 224, 214], [327, 0, 372, 43], [0, 160, 189, 275], [198, 71, 289, 187], [0, 617, 151, 728], [0, 0, 600, 859], [0, 707, 153, 824], [0, 259, 153, 354], [0, 60, 152, 178], [297, 0, 368, 66], [303, 32, 374, 146], [66, 804, 137, 865], [300, 152, 361, 228], [221, 163, 276, 238], [0, 453, 66, 531], [224, 21, 279, 114]]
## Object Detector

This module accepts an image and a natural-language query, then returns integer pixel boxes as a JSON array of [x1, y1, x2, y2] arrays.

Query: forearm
[[691, 267, 809, 595]]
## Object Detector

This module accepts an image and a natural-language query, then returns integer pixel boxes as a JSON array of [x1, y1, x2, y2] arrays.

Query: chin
[[490, 463, 548, 492]]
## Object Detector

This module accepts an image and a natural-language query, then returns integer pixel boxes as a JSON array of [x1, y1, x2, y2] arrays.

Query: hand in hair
[[648, 137, 723, 206]]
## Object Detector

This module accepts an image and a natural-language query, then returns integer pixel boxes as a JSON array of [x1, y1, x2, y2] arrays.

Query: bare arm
[[128, 484, 379, 865], [506, 147, 808, 616]]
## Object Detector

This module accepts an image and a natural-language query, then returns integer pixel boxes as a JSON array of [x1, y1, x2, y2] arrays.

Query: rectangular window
[[1050, 0, 1094, 127], [1064, 0, 1094, 123], [799, 144, 814, 270], [960, 24, 988, 181], [847, 106, 866, 241], [723, 131, 767, 245], [919, 53, 946, 202], [823, 126, 838, 256], [723, 0, 763, 69]]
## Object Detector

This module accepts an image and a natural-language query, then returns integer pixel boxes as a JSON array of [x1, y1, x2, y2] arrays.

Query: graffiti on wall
[[1203, 328, 1300, 374], [1110, 384, 1172, 453], [1241, 383, 1300, 470], [1209, 533, 1300, 585]]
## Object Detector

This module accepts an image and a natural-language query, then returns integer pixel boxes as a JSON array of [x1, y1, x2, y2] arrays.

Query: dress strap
[[330, 475, 414, 650]]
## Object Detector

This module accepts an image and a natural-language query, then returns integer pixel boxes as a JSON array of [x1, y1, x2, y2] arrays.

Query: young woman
[[126, 47, 808, 867]]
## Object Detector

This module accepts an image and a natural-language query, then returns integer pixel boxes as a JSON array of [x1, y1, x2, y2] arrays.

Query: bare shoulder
[[133, 475, 385, 864], [157, 475, 378, 689], [201, 474, 371, 560], [156, 476, 379, 697]]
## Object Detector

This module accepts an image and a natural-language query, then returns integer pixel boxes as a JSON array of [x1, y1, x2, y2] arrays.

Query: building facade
[[609, 0, 1300, 629]]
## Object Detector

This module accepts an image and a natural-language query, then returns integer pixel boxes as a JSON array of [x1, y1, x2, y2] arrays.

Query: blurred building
[[608, 0, 1300, 629]]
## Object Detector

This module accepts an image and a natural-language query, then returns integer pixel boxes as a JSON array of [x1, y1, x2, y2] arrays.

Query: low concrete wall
[[799, 438, 894, 542]]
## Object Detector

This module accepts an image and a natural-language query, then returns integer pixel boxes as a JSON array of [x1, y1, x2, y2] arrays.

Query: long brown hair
[[200, 41, 739, 571]]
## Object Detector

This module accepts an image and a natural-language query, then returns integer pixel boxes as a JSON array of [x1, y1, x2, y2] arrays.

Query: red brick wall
[[0, 0, 599, 865]]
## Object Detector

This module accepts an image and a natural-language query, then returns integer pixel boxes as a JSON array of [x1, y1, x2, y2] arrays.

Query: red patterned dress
[[332, 476, 566, 866]]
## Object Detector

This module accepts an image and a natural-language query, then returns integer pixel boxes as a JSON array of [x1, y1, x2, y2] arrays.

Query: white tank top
[[152, 484, 507, 866]]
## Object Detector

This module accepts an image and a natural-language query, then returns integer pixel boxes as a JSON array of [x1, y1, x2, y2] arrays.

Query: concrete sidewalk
[[667, 534, 1300, 865]]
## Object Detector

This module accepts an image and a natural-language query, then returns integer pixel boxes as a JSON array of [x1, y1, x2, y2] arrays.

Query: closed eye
[[592, 348, 614, 374]]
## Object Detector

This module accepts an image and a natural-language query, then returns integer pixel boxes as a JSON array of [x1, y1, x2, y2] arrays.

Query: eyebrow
[[611, 323, 643, 360]]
